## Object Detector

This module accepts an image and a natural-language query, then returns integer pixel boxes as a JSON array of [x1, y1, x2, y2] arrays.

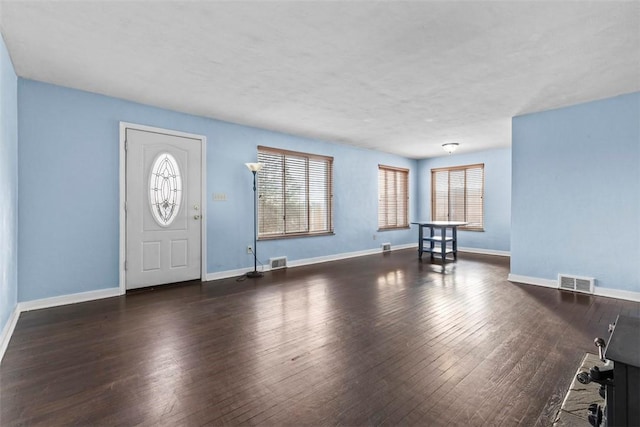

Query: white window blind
[[378, 165, 409, 230], [257, 146, 333, 239], [431, 163, 484, 230]]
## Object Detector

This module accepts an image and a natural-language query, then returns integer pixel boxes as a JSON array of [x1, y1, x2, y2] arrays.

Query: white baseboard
[[390, 243, 419, 251], [594, 286, 640, 303], [0, 305, 20, 363], [206, 267, 255, 281], [272, 243, 419, 269], [508, 273, 640, 302], [18, 287, 122, 312], [458, 247, 510, 257], [288, 248, 380, 268], [508, 274, 558, 289], [205, 243, 419, 281], [1, 287, 122, 365]]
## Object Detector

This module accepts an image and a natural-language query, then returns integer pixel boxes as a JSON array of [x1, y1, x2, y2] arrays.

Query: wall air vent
[[558, 274, 595, 294], [270, 256, 287, 270], [381, 243, 391, 252]]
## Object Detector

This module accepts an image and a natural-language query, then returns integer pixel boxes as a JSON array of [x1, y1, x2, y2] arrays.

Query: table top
[[411, 221, 469, 227]]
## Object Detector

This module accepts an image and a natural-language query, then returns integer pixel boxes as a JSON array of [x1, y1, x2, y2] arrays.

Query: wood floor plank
[[1, 250, 636, 426]]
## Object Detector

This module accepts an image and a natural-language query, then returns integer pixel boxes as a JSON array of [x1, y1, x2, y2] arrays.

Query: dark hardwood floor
[[1, 250, 638, 426]]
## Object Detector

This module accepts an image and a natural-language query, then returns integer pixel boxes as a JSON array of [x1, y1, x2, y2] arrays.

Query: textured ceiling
[[1, 1, 638, 159]]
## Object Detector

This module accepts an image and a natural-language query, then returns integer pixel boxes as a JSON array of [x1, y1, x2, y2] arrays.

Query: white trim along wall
[[458, 247, 510, 257], [4, 246, 638, 363], [0, 287, 120, 363], [0, 306, 20, 363], [508, 274, 640, 303], [205, 242, 419, 281]]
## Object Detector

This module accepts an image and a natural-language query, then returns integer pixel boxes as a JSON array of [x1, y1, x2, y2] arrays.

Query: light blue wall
[[0, 35, 18, 333], [17, 79, 418, 301], [512, 92, 640, 292], [417, 148, 511, 252]]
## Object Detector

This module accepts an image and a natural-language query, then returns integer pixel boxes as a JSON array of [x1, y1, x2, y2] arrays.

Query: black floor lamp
[[245, 162, 264, 278]]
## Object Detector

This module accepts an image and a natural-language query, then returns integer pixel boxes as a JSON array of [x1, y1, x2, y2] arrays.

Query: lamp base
[[246, 270, 264, 278]]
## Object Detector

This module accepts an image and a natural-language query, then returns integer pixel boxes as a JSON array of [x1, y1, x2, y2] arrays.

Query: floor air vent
[[270, 257, 287, 270], [558, 274, 594, 294], [381, 243, 391, 252]]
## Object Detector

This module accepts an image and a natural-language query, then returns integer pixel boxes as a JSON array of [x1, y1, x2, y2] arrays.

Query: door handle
[[194, 215, 201, 220]]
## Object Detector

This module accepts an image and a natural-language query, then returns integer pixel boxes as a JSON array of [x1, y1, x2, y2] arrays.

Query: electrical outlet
[[247, 245, 252, 254], [373, 234, 377, 240]]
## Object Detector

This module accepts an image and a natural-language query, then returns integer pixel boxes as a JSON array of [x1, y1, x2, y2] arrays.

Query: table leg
[[453, 226, 458, 260], [441, 226, 446, 262], [429, 226, 434, 260], [418, 224, 423, 260]]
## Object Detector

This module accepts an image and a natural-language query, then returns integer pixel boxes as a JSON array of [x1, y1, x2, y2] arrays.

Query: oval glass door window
[[149, 153, 182, 226]]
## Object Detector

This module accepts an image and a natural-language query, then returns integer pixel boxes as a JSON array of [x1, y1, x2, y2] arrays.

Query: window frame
[[257, 145, 334, 240], [378, 164, 410, 231], [430, 163, 484, 232]]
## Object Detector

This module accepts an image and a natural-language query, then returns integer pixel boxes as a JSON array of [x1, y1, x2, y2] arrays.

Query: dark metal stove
[[578, 315, 640, 427]]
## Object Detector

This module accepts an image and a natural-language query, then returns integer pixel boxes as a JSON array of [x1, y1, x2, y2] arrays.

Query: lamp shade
[[245, 162, 264, 172]]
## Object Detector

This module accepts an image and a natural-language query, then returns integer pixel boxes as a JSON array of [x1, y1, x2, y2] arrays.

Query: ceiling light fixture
[[442, 143, 459, 154]]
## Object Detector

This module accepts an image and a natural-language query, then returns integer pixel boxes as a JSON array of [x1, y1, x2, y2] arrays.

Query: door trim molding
[[119, 122, 207, 294]]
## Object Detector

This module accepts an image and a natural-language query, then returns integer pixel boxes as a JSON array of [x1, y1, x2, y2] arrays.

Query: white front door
[[125, 127, 202, 289]]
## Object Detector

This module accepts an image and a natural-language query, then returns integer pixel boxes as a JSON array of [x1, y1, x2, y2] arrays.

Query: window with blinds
[[257, 146, 333, 239], [378, 165, 409, 230], [431, 163, 484, 231]]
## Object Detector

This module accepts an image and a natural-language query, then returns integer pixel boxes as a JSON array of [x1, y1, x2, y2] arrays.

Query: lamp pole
[[245, 163, 264, 278]]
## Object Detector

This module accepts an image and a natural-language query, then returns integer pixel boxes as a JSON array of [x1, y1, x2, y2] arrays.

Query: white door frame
[[119, 122, 207, 294]]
